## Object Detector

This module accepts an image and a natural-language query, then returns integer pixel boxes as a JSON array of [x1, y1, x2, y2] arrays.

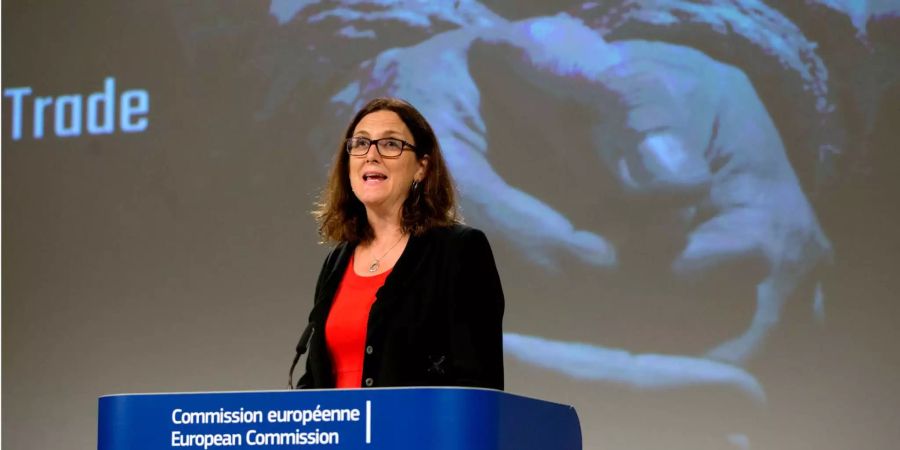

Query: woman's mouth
[[362, 172, 388, 184]]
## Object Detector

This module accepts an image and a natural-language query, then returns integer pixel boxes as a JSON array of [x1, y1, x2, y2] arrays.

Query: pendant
[[368, 260, 379, 273]]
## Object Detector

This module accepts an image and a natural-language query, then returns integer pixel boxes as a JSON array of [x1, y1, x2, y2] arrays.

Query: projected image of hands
[[324, 6, 830, 389]]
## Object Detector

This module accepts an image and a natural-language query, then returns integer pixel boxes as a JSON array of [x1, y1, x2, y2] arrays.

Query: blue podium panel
[[98, 387, 581, 450]]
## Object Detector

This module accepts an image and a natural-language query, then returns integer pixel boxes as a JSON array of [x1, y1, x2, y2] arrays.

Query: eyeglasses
[[345, 137, 416, 158]]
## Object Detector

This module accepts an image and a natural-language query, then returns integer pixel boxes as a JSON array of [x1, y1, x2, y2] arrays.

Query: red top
[[325, 254, 391, 388]]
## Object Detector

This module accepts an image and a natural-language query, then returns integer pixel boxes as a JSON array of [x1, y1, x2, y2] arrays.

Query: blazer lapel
[[376, 231, 428, 302], [311, 242, 354, 319]]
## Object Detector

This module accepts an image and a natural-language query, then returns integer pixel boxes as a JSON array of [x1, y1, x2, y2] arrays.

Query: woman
[[293, 97, 504, 390]]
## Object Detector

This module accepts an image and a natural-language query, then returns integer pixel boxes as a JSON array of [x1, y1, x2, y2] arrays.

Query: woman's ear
[[416, 154, 430, 181]]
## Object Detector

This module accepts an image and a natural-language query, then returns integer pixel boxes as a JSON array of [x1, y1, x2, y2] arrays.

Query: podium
[[98, 387, 581, 449]]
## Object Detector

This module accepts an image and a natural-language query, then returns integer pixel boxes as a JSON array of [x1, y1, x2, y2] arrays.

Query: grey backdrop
[[4, 1, 899, 449]]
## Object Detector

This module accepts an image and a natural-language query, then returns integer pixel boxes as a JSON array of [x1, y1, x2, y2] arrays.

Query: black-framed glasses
[[345, 137, 415, 158]]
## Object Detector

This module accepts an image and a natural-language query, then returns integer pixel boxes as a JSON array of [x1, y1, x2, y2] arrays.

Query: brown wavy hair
[[314, 97, 460, 243]]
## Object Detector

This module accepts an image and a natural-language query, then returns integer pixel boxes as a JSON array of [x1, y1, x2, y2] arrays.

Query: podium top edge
[[99, 385, 510, 399]]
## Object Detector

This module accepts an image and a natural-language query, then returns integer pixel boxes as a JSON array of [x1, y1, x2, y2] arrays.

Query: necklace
[[368, 234, 405, 273]]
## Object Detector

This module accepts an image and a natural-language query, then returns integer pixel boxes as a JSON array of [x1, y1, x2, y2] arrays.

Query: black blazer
[[296, 225, 504, 390]]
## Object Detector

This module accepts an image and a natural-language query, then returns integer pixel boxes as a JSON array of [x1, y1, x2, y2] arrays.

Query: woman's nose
[[365, 142, 382, 161]]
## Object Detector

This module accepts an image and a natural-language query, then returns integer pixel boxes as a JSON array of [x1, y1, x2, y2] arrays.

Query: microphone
[[288, 322, 315, 389]]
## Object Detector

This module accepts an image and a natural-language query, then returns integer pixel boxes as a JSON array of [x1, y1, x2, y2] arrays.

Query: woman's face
[[348, 110, 427, 218]]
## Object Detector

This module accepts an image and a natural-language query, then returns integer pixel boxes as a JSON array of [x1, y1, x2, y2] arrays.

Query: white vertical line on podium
[[366, 400, 372, 444]]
